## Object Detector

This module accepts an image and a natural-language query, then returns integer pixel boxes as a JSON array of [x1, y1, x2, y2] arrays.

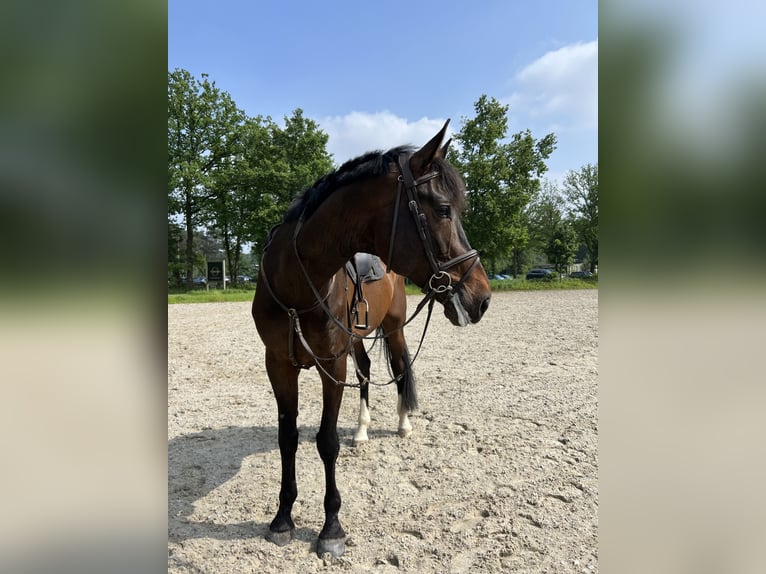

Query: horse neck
[[293, 180, 389, 282], [265, 179, 390, 302]]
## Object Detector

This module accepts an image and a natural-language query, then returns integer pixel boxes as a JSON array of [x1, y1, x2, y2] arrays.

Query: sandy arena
[[168, 289, 598, 573]]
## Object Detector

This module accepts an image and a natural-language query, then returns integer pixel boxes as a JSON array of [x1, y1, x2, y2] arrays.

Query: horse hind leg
[[351, 340, 372, 444], [381, 324, 418, 438], [395, 343, 417, 438]]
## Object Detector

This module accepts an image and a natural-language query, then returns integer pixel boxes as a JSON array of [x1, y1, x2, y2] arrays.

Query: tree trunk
[[230, 238, 242, 286], [512, 247, 522, 277], [222, 230, 238, 287], [184, 185, 195, 289]]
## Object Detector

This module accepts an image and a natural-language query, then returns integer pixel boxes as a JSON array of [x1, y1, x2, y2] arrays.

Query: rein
[[261, 152, 481, 388]]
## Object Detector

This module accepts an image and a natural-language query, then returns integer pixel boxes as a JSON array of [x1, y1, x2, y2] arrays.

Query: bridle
[[260, 152, 482, 386], [390, 153, 481, 301]]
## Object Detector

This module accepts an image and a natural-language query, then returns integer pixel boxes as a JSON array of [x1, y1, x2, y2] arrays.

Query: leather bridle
[[391, 153, 481, 302]]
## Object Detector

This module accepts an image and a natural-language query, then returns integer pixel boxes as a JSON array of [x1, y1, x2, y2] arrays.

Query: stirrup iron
[[353, 298, 369, 330]]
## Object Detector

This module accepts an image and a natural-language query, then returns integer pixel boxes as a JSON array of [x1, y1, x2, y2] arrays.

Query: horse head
[[387, 121, 491, 326]]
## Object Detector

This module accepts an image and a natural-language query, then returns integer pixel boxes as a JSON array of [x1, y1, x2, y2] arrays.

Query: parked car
[[491, 274, 511, 281], [525, 268, 554, 280], [569, 271, 594, 279], [236, 275, 253, 283], [191, 276, 207, 288]]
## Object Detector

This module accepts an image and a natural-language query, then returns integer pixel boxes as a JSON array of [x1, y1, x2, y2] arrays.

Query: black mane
[[283, 145, 414, 223]]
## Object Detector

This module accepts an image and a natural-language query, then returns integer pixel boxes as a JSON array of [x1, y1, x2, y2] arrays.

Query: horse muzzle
[[442, 288, 490, 326]]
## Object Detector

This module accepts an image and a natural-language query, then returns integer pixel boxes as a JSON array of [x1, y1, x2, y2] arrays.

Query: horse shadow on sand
[[168, 423, 401, 546]]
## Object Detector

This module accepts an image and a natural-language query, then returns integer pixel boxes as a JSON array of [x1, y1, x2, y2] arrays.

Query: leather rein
[[259, 153, 481, 387]]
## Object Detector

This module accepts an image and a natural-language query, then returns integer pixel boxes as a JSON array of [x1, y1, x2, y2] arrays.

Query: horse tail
[[379, 327, 418, 412], [399, 343, 419, 412]]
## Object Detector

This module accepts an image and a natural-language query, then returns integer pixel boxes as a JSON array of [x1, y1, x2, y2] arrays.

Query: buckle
[[428, 271, 452, 294]]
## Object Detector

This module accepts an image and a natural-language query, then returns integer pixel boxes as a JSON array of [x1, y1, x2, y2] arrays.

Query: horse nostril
[[480, 296, 490, 316]]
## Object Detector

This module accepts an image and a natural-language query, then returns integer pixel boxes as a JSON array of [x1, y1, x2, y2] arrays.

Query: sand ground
[[168, 289, 598, 573]]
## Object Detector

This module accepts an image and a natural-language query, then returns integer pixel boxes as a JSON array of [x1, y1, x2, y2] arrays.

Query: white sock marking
[[353, 397, 371, 443], [397, 394, 412, 438]]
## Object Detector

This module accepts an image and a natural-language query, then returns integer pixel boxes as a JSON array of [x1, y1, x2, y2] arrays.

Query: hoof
[[352, 431, 369, 445], [316, 536, 346, 558], [398, 426, 412, 438], [266, 528, 294, 547]]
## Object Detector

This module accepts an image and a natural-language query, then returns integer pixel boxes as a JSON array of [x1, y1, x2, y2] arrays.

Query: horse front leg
[[315, 358, 347, 557], [265, 352, 300, 546]]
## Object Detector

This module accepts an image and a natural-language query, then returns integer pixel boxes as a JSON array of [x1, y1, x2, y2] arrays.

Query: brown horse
[[252, 121, 491, 557]]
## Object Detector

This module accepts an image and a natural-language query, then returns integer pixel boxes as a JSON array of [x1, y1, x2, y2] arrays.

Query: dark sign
[[207, 261, 224, 283]]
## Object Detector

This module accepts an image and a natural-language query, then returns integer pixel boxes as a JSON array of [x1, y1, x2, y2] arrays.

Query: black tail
[[399, 344, 419, 412], [379, 328, 418, 412]]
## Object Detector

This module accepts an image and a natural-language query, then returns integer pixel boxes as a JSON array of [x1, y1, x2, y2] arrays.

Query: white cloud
[[321, 111, 450, 165], [506, 40, 598, 131]]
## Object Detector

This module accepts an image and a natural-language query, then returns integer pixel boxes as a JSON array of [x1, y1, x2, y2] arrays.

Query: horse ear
[[410, 119, 450, 175], [439, 138, 452, 158]]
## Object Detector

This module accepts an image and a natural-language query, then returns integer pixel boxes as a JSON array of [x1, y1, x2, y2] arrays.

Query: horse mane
[[283, 145, 414, 223], [282, 145, 466, 224]]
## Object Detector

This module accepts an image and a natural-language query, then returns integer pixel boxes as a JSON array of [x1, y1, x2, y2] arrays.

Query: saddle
[[344, 252, 385, 284], [344, 253, 385, 329]]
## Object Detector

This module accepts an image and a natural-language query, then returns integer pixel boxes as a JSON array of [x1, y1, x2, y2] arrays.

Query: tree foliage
[[168, 69, 245, 287], [528, 180, 567, 251], [246, 109, 334, 258], [546, 221, 578, 275], [448, 95, 556, 275], [563, 163, 598, 272], [168, 69, 333, 286], [167, 72, 596, 289]]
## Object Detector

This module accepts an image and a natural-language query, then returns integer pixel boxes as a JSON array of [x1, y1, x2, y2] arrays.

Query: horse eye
[[437, 205, 451, 219]]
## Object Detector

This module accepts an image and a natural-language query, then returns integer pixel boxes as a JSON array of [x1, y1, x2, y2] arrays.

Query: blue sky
[[168, 0, 597, 184]]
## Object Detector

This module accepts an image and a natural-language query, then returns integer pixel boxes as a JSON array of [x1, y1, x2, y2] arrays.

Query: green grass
[[404, 283, 423, 295], [167, 288, 255, 304], [168, 277, 596, 303], [488, 276, 598, 291]]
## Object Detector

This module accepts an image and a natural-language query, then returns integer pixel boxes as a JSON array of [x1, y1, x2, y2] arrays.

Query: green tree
[[167, 221, 185, 287], [200, 108, 334, 286], [205, 156, 250, 286], [274, 109, 334, 200], [168, 68, 245, 288], [563, 163, 598, 273], [546, 221, 578, 276], [204, 116, 270, 286], [234, 109, 334, 262], [448, 95, 556, 275], [254, 109, 334, 257], [528, 179, 567, 254]]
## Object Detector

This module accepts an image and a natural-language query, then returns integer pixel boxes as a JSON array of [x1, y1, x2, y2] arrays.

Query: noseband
[[390, 154, 481, 300]]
